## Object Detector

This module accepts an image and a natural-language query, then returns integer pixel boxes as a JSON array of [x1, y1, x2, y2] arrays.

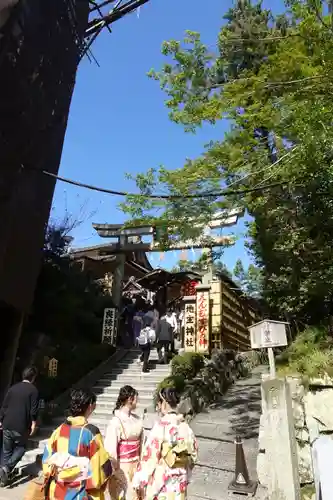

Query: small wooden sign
[[249, 320, 288, 349]]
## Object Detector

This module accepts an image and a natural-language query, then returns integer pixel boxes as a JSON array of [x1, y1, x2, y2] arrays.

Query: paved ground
[[187, 367, 268, 500], [0, 367, 267, 499]]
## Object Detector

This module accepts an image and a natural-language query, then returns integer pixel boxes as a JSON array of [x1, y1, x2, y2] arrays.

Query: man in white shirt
[[165, 310, 177, 353], [165, 310, 177, 330]]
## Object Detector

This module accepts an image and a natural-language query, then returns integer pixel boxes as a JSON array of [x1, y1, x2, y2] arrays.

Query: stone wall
[[257, 374, 333, 491]]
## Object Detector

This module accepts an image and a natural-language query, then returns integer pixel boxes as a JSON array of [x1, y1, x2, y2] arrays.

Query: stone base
[[228, 480, 258, 497]]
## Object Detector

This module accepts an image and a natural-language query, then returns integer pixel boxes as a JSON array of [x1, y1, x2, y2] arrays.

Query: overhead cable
[[22, 164, 300, 199]]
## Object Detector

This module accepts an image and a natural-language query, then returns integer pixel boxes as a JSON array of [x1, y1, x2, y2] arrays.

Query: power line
[[209, 73, 329, 90], [22, 164, 300, 199], [218, 33, 301, 44]]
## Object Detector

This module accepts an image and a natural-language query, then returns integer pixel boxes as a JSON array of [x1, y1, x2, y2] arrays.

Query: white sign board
[[102, 308, 117, 346], [249, 320, 288, 349]]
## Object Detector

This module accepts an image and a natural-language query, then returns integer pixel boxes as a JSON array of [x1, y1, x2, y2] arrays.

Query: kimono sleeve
[[85, 425, 113, 491], [42, 426, 61, 478], [133, 422, 162, 489], [104, 417, 121, 462]]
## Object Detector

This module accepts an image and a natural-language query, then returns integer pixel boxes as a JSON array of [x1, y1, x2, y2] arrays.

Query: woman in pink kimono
[[133, 387, 198, 500], [104, 386, 143, 500]]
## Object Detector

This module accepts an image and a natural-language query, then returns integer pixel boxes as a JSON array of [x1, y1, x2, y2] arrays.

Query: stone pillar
[[262, 378, 301, 500], [196, 284, 211, 354], [210, 278, 222, 350]]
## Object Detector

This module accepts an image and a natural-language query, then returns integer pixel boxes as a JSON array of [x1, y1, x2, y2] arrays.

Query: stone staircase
[[18, 349, 170, 470]]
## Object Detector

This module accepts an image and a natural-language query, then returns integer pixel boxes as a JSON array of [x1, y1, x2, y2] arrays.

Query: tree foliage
[[233, 259, 263, 298], [121, 0, 333, 323], [170, 254, 232, 277], [17, 220, 115, 378]]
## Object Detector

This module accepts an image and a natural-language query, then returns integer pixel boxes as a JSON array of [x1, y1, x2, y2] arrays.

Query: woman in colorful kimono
[[104, 385, 143, 500], [133, 387, 198, 500], [42, 389, 112, 500]]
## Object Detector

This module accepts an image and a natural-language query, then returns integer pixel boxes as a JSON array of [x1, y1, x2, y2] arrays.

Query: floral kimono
[[42, 416, 112, 500], [104, 409, 143, 500], [133, 413, 198, 500]]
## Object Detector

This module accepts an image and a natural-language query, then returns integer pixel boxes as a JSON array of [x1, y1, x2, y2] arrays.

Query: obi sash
[[117, 439, 140, 463]]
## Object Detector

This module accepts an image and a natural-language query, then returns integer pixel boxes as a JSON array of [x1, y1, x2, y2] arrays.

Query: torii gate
[[92, 208, 244, 307]]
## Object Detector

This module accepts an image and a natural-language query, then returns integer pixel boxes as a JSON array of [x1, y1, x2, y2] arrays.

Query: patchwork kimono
[[133, 413, 198, 500], [42, 416, 112, 500], [104, 409, 143, 500]]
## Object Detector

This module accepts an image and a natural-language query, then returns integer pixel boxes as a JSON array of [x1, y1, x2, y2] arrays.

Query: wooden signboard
[[183, 297, 196, 352], [249, 320, 288, 349], [249, 320, 289, 378], [102, 308, 117, 346]]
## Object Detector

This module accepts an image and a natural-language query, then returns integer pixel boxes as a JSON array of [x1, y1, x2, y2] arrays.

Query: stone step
[[99, 374, 168, 383], [95, 399, 152, 410], [93, 381, 158, 392], [95, 402, 151, 412], [94, 402, 152, 416], [96, 390, 153, 399], [94, 389, 156, 399], [117, 356, 163, 364], [19, 449, 43, 467], [105, 368, 170, 377]]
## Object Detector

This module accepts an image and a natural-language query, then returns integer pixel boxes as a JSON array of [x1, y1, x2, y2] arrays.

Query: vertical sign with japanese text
[[196, 287, 210, 354], [184, 299, 196, 352], [102, 308, 117, 346]]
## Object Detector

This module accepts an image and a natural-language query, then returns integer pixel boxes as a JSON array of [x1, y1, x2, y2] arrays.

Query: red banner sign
[[196, 290, 210, 353]]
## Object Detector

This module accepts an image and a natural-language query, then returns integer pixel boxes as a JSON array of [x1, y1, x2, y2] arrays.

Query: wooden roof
[[69, 243, 153, 272]]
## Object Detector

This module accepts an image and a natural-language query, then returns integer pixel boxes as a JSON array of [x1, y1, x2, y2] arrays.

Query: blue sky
[[52, 0, 283, 273]]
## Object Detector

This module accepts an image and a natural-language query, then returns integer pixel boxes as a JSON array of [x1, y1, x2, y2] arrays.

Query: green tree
[[233, 259, 263, 298], [171, 255, 232, 277], [16, 221, 115, 382], [121, 0, 333, 323]]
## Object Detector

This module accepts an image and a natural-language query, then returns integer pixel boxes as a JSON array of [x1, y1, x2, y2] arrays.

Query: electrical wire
[[27, 147, 296, 199], [22, 164, 300, 199]]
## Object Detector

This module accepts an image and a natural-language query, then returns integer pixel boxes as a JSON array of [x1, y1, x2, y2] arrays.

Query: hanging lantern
[[48, 358, 58, 378]]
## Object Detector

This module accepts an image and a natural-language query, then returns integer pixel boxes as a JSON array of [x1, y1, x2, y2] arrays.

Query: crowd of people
[[122, 298, 183, 373], [0, 366, 198, 499]]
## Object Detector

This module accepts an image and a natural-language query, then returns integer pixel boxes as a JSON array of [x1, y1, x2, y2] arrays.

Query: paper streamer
[[180, 250, 188, 260]]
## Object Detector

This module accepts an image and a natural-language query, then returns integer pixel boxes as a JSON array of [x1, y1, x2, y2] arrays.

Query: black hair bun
[[69, 389, 96, 417], [161, 387, 180, 408]]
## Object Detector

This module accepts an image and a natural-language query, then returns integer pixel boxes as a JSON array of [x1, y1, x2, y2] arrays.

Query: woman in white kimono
[[133, 387, 198, 500], [104, 386, 143, 500]]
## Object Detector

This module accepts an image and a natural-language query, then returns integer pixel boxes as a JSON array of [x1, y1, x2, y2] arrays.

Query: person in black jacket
[[0, 366, 39, 485]]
